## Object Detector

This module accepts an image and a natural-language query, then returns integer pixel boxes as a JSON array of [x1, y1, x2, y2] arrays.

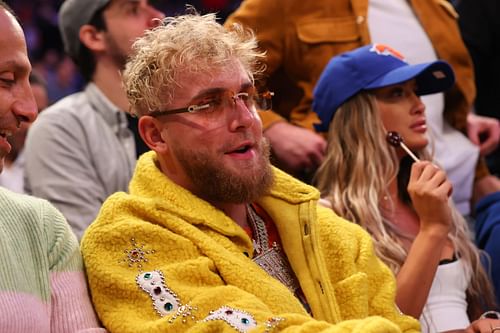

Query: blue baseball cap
[[312, 44, 455, 132]]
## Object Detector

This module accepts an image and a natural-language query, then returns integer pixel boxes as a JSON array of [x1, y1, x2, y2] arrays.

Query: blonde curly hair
[[123, 12, 266, 117]]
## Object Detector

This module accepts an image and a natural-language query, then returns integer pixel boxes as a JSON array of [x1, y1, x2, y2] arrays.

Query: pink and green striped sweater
[[0, 187, 105, 332]]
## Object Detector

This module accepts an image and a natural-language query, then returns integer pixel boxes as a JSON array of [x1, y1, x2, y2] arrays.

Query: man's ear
[[139, 116, 169, 153], [79, 24, 106, 53]]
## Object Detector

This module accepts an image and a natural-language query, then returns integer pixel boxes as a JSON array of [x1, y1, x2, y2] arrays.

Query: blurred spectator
[[455, 0, 500, 306], [0, 70, 48, 193], [24, 0, 165, 240], [33, 50, 82, 104], [225, 0, 500, 217], [6, 0, 80, 104], [5, 0, 242, 107], [455, 0, 500, 176], [45, 53, 82, 103]]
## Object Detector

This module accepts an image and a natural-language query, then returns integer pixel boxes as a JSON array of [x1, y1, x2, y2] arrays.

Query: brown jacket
[[226, 0, 487, 177]]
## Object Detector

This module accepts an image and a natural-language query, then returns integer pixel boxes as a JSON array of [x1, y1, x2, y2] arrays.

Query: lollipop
[[386, 131, 420, 162]]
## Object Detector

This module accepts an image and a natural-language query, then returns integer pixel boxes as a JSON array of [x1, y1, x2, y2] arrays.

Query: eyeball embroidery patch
[[203, 306, 257, 333], [136, 270, 197, 323], [136, 271, 284, 331]]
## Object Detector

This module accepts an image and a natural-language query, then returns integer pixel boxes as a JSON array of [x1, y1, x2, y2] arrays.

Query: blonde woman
[[313, 44, 498, 333]]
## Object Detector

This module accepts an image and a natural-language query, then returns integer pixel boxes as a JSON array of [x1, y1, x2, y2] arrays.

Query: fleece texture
[[82, 151, 420, 333]]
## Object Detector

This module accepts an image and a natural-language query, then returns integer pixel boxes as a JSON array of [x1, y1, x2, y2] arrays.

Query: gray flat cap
[[59, 0, 111, 59]]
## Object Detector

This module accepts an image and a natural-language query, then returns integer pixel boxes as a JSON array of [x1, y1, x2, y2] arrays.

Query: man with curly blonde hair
[[81, 13, 420, 333]]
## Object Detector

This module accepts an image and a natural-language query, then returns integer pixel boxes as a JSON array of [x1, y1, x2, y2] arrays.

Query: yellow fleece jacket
[[81, 151, 420, 333]]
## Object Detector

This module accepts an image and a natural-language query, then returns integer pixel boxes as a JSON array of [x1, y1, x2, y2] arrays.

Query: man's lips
[[0, 124, 21, 153], [0, 132, 13, 155], [224, 141, 255, 155], [223, 140, 259, 160]]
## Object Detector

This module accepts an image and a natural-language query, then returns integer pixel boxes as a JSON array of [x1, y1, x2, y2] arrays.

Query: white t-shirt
[[420, 259, 470, 333], [368, 0, 479, 214]]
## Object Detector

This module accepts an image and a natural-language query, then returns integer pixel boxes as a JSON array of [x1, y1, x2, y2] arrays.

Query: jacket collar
[[129, 151, 319, 235]]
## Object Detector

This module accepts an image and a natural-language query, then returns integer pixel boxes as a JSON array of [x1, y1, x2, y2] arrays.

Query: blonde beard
[[172, 138, 274, 204]]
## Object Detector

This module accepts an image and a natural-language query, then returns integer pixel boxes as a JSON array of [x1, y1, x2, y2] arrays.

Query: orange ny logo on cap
[[369, 44, 405, 61]]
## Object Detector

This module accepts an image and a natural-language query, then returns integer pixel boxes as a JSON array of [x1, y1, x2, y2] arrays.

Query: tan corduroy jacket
[[226, 0, 488, 178]]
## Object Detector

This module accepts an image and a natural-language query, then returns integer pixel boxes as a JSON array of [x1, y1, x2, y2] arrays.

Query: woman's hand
[[407, 161, 453, 236], [395, 161, 454, 317], [465, 318, 500, 333]]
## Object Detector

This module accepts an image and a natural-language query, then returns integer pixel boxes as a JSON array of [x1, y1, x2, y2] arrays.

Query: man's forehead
[[0, 7, 21, 33], [179, 62, 251, 91], [0, 10, 29, 71], [182, 79, 252, 102]]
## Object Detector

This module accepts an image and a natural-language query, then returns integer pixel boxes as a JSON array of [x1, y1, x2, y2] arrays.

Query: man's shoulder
[[27, 90, 107, 143], [0, 186, 51, 210], [34, 90, 95, 125], [0, 187, 65, 231], [81, 191, 158, 252]]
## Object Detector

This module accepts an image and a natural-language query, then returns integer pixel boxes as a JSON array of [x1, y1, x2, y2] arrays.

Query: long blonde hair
[[314, 92, 495, 317]]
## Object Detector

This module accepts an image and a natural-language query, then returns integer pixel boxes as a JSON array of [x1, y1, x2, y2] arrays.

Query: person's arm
[[466, 113, 500, 156], [316, 207, 421, 333], [465, 318, 500, 333], [264, 122, 326, 174], [394, 161, 453, 318], [43, 200, 105, 332], [24, 108, 108, 239]]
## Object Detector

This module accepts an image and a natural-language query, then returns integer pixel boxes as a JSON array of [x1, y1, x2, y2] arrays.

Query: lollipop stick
[[386, 131, 421, 163], [399, 142, 420, 162]]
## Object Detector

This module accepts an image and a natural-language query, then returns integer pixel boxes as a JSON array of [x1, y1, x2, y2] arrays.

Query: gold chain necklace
[[246, 204, 300, 294], [246, 204, 269, 254]]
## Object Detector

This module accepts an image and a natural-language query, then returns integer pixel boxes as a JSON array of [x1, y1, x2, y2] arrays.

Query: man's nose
[[228, 98, 255, 131], [13, 81, 37, 125]]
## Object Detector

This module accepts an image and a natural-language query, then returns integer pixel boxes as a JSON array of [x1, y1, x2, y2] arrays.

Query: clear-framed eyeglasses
[[148, 87, 274, 118]]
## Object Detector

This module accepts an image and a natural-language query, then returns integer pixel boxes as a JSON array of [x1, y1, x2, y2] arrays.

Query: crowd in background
[[4, 0, 242, 105], [1, 0, 500, 332]]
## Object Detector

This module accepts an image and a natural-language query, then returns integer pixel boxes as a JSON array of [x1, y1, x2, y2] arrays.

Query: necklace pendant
[[252, 239, 262, 254], [253, 243, 299, 294], [247, 205, 300, 294]]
